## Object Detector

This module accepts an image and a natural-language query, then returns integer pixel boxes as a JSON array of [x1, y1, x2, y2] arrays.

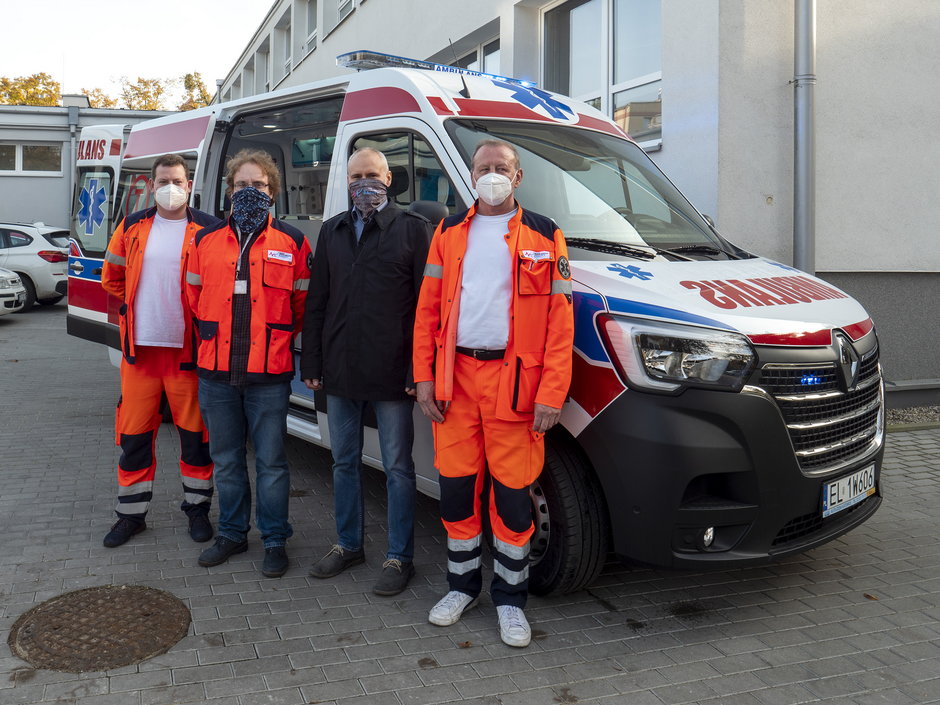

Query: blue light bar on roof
[[336, 50, 537, 88]]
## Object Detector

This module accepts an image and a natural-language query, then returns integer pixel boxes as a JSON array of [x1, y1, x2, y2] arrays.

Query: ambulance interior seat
[[388, 166, 409, 201], [409, 200, 448, 227]]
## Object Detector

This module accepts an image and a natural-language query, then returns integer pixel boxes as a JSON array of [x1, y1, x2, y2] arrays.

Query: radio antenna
[[448, 38, 471, 98]]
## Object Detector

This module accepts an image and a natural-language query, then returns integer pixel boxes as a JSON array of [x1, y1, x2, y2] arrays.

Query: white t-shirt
[[456, 209, 516, 349], [133, 214, 188, 347]]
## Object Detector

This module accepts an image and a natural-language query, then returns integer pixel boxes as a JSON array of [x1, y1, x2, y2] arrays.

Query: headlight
[[598, 314, 757, 392], [0, 278, 12, 289]]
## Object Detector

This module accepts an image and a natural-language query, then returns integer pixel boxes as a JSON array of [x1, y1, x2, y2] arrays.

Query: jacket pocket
[[265, 322, 295, 374], [511, 351, 545, 413], [517, 254, 554, 295], [197, 320, 219, 370], [262, 254, 294, 290]]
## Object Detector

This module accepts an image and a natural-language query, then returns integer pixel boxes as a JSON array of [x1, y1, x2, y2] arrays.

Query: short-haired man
[[302, 148, 432, 595], [414, 139, 574, 646], [101, 153, 221, 548], [185, 149, 312, 578]]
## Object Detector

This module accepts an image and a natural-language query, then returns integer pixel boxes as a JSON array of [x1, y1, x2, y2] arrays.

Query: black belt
[[456, 346, 506, 361]]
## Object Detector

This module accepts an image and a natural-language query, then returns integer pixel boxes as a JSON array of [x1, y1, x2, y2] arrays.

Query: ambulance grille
[[757, 349, 881, 473]]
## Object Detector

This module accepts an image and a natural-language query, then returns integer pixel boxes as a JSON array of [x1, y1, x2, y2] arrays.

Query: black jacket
[[300, 203, 433, 400]]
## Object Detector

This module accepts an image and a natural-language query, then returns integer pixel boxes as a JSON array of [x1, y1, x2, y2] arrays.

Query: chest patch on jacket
[[520, 250, 551, 261], [267, 249, 293, 263]]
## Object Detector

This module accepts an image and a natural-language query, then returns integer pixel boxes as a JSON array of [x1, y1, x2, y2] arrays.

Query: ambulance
[[68, 51, 883, 594]]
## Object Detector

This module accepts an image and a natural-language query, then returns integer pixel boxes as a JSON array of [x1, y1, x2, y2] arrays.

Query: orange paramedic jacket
[[101, 206, 222, 369], [185, 216, 312, 382], [413, 202, 574, 421]]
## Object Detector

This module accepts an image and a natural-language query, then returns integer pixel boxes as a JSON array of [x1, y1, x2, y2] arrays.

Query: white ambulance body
[[68, 53, 883, 594]]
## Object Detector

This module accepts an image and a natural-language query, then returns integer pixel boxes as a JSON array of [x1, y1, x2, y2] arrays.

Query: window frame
[[540, 0, 663, 151], [0, 142, 64, 177]]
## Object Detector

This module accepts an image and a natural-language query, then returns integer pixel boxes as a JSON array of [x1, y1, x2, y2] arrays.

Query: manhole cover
[[8, 585, 190, 673]]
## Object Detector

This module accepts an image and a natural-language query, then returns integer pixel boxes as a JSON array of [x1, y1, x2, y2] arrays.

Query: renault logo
[[835, 332, 860, 390]]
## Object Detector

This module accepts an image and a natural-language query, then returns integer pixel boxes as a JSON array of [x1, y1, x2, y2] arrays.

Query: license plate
[[822, 464, 876, 518]]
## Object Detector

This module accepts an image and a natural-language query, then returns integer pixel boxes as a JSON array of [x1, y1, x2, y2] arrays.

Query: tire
[[527, 434, 610, 595], [14, 274, 36, 312], [37, 295, 64, 306]]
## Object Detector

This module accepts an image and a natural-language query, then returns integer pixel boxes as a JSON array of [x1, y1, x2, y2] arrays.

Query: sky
[[3, 0, 276, 105]]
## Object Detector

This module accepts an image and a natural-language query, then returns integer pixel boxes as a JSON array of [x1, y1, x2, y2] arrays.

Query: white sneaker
[[428, 591, 478, 626], [496, 604, 531, 647]]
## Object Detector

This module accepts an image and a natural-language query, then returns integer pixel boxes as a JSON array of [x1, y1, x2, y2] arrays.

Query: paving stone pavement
[[2, 305, 940, 705]]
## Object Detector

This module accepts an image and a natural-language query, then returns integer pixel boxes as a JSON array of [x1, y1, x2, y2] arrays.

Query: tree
[[0, 73, 60, 106], [83, 88, 118, 109], [178, 72, 212, 111], [119, 76, 171, 110]]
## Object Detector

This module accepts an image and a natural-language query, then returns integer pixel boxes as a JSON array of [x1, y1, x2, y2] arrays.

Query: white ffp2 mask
[[475, 172, 516, 207], [154, 184, 188, 211]]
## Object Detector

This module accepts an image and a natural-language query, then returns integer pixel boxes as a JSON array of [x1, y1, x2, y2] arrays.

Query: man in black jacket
[[301, 148, 433, 595]]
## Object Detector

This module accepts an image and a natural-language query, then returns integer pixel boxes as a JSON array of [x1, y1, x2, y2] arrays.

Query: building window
[[544, 0, 662, 147], [0, 143, 62, 175], [304, 0, 318, 54], [451, 39, 500, 75], [275, 11, 292, 82]]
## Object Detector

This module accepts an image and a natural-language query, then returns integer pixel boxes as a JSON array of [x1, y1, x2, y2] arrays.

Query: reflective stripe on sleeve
[[551, 279, 572, 296], [294, 278, 310, 291], [186, 272, 202, 286], [424, 263, 444, 279], [105, 251, 126, 267]]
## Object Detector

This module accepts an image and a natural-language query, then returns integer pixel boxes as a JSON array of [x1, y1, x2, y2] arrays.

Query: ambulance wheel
[[528, 435, 609, 595]]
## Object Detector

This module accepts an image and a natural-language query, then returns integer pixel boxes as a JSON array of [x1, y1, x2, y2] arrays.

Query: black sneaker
[[373, 559, 415, 596], [262, 546, 289, 578], [309, 544, 365, 578], [188, 513, 213, 543], [103, 518, 145, 548], [198, 536, 248, 567]]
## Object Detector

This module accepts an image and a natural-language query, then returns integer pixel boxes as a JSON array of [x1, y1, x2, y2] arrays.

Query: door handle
[[69, 261, 84, 274]]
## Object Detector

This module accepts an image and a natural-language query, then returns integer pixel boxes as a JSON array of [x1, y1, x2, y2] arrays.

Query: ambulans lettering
[[680, 275, 849, 310], [78, 139, 107, 161]]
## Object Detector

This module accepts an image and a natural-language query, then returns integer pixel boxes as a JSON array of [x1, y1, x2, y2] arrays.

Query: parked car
[[0, 267, 27, 315], [0, 222, 69, 309]]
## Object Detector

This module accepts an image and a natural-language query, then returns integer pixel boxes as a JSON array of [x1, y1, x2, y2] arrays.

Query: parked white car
[[0, 267, 27, 315], [0, 222, 69, 309]]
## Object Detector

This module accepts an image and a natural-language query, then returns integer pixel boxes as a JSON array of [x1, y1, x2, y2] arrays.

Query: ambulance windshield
[[447, 120, 728, 255]]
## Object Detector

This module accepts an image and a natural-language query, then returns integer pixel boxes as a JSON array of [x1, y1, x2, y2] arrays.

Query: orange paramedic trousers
[[435, 353, 544, 608], [115, 346, 212, 521]]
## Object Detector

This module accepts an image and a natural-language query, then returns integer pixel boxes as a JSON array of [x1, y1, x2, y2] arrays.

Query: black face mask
[[231, 187, 272, 233], [348, 178, 388, 220]]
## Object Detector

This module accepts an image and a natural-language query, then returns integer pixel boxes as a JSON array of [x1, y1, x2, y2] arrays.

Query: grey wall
[[819, 272, 940, 383]]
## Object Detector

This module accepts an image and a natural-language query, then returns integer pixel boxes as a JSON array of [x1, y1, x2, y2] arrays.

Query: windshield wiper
[[567, 238, 657, 260], [657, 244, 737, 259]]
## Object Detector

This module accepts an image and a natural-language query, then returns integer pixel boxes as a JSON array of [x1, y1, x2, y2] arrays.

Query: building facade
[[0, 100, 169, 229], [216, 0, 939, 396]]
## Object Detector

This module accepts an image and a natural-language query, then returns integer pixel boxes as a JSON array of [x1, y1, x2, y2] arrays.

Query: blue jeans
[[198, 379, 293, 548], [327, 395, 416, 562]]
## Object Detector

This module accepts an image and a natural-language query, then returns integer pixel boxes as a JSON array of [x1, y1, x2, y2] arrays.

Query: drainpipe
[[793, 0, 816, 274], [67, 105, 80, 220]]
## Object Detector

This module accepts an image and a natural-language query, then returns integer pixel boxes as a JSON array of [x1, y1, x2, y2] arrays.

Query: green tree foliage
[[178, 72, 212, 111], [0, 72, 61, 106], [120, 76, 171, 110]]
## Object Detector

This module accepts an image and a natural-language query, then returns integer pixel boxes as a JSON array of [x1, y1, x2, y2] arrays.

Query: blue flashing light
[[336, 50, 537, 88], [800, 374, 823, 386]]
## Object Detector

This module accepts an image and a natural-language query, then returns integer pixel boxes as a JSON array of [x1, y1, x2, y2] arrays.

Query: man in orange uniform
[[101, 153, 221, 548], [186, 149, 312, 578], [414, 139, 574, 647]]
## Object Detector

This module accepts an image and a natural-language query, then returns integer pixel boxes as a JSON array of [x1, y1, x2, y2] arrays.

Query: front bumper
[[578, 379, 883, 570]]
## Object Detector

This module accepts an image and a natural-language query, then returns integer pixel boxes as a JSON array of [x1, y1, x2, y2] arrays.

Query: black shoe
[[188, 513, 213, 543], [373, 559, 415, 596], [198, 536, 248, 567], [103, 518, 145, 548], [262, 546, 289, 578], [309, 544, 365, 578]]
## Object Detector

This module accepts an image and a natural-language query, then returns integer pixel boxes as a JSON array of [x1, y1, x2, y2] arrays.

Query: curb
[[886, 422, 940, 433]]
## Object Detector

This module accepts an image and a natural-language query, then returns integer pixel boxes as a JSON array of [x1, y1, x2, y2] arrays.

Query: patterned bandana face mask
[[348, 178, 388, 220], [230, 186, 273, 234]]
